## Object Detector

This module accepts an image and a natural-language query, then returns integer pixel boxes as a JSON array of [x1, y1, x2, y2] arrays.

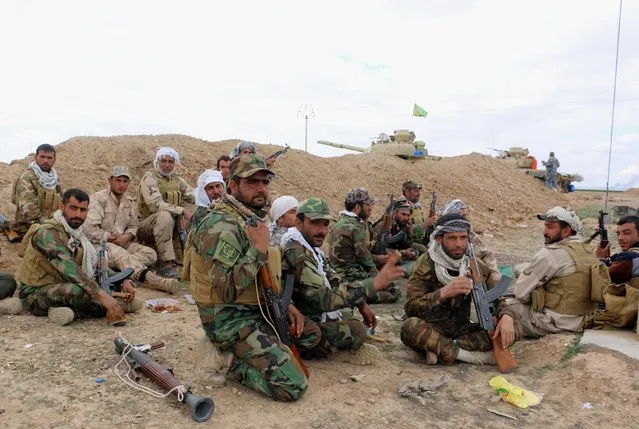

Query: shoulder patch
[[214, 241, 241, 267]]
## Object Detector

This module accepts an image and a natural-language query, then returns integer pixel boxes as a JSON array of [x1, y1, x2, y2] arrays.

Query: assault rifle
[[97, 238, 134, 300], [114, 337, 214, 422], [374, 194, 406, 254], [246, 215, 309, 377], [585, 210, 609, 249], [267, 144, 290, 162], [425, 191, 437, 241], [467, 239, 518, 373], [0, 213, 20, 243]]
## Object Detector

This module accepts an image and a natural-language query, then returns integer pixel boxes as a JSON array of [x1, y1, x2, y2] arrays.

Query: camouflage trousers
[[138, 211, 176, 263], [197, 303, 319, 402], [19, 283, 105, 317], [500, 299, 576, 339], [0, 272, 17, 299], [300, 318, 368, 358], [545, 169, 558, 188], [104, 241, 157, 280], [400, 317, 492, 365]]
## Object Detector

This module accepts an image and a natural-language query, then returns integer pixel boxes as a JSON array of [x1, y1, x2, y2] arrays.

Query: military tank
[[318, 129, 433, 160]]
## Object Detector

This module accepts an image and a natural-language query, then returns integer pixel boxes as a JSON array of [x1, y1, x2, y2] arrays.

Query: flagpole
[[297, 104, 315, 153]]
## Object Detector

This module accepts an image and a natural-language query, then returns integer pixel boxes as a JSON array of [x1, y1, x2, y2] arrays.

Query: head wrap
[[153, 147, 180, 178], [270, 196, 300, 223], [195, 169, 225, 208], [432, 213, 471, 238], [440, 199, 468, 216], [28, 161, 59, 190], [428, 213, 471, 285], [230, 141, 256, 159]]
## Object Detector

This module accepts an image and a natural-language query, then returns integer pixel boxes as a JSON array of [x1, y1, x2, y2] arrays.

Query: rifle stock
[[425, 191, 437, 240], [467, 242, 518, 373]]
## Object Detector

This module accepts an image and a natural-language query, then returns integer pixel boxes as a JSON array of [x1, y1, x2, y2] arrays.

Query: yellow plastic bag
[[489, 376, 544, 409]]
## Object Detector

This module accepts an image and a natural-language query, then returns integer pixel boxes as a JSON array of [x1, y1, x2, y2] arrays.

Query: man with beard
[[216, 155, 231, 185], [402, 181, 436, 245], [137, 147, 195, 279], [328, 188, 400, 303], [9, 144, 64, 240], [190, 169, 226, 229], [85, 166, 179, 294], [493, 207, 609, 346], [401, 214, 501, 365], [185, 154, 318, 402], [591, 215, 639, 329], [18, 189, 141, 326], [372, 198, 427, 278], [230, 141, 276, 167], [281, 198, 404, 364]]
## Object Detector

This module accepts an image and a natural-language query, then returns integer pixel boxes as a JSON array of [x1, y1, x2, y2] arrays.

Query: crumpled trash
[[398, 373, 450, 406], [489, 376, 543, 409], [145, 298, 181, 313]]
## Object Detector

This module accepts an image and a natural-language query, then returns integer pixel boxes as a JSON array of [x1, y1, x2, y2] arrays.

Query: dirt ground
[[1, 137, 638, 429], [1, 190, 638, 429]]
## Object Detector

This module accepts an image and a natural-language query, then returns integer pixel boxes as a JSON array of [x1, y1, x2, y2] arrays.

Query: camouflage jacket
[[269, 224, 290, 248], [189, 206, 210, 231], [281, 239, 376, 319], [328, 212, 378, 282], [24, 218, 101, 298], [371, 219, 427, 256], [190, 196, 268, 304], [12, 169, 63, 225], [405, 253, 496, 325]]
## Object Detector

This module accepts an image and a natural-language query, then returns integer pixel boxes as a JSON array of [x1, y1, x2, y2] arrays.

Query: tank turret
[[317, 129, 431, 160]]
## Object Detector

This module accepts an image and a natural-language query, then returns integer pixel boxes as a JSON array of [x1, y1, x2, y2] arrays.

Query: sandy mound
[[0, 134, 567, 270]]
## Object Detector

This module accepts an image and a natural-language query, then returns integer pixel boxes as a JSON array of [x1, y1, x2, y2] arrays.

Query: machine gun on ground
[[97, 238, 134, 300]]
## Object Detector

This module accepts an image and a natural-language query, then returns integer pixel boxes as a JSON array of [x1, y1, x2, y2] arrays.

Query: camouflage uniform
[[282, 198, 377, 356], [10, 169, 63, 238], [372, 214, 428, 278], [542, 154, 560, 189], [137, 168, 195, 262], [269, 224, 290, 248], [186, 155, 314, 402], [17, 218, 107, 317], [189, 205, 211, 231], [85, 186, 157, 280], [401, 253, 497, 364], [328, 189, 398, 303]]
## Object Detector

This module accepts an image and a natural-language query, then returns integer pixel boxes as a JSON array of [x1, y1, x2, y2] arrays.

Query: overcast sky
[[1, 0, 637, 188]]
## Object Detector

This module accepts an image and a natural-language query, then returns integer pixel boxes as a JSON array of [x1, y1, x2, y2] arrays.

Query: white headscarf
[[29, 160, 59, 190], [270, 196, 300, 223], [153, 147, 180, 178], [440, 199, 468, 216], [196, 169, 225, 208]]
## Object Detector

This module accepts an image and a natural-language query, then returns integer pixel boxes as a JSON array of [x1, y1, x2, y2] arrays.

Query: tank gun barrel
[[316, 140, 367, 153]]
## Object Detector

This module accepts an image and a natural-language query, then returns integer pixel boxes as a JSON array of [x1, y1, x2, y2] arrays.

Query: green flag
[[412, 103, 428, 118]]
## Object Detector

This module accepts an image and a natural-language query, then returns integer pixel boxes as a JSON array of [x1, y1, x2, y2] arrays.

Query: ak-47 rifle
[[266, 144, 290, 162], [467, 239, 518, 373], [374, 194, 406, 254], [246, 215, 310, 378], [114, 337, 214, 422], [425, 191, 437, 240], [97, 237, 134, 300], [223, 195, 309, 377], [585, 210, 609, 249], [0, 213, 20, 243]]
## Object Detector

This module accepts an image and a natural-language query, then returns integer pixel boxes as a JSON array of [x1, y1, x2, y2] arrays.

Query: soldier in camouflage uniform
[[137, 147, 196, 278], [18, 189, 142, 326], [541, 152, 560, 189], [372, 197, 428, 278], [401, 214, 500, 365], [281, 198, 404, 364], [328, 188, 400, 303], [9, 143, 63, 240], [402, 181, 436, 246], [185, 154, 318, 402]]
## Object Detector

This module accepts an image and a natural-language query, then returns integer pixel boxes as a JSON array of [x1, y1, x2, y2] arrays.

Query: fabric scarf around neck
[[29, 161, 58, 190], [427, 239, 469, 286], [280, 228, 342, 323], [53, 210, 98, 279]]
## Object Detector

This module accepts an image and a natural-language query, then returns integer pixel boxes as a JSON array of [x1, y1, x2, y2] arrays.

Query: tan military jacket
[[513, 236, 587, 331], [138, 169, 195, 219], [84, 189, 139, 243]]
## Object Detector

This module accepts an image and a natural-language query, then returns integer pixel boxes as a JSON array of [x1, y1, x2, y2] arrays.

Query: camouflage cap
[[297, 197, 335, 221], [345, 188, 376, 205], [111, 165, 131, 178], [402, 181, 422, 191], [393, 197, 413, 212], [537, 206, 581, 233], [230, 154, 275, 180]]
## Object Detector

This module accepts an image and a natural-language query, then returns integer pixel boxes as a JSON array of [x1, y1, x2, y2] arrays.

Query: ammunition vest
[[18, 220, 84, 287], [12, 172, 61, 221], [411, 206, 425, 224], [183, 204, 281, 305], [138, 170, 182, 219], [534, 241, 606, 316]]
